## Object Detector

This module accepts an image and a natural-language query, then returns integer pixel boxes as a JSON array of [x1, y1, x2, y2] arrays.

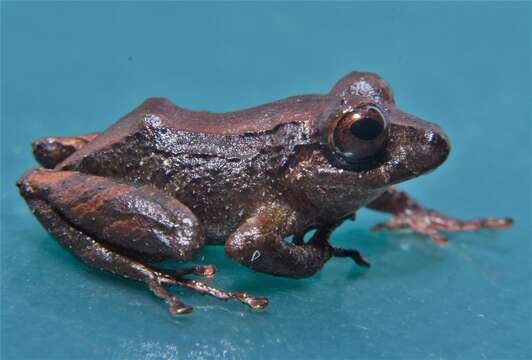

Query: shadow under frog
[[17, 71, 512, 315]]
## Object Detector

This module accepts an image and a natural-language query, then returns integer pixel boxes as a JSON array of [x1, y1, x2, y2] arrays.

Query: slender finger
[[370, 221, 402, 231], [165, 278, 269, 310], [153, 265, 216, 279], [431, 216, 513, 232], [332, 247, 371, 267], [370, 213, 411, 232], [430, 233, 448, 244], [480, 217, 513, 229], [412, 225, 448, 244], [148, 281, 193, 315]]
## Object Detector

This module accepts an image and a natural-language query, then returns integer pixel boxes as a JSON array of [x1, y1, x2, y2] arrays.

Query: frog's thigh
[[224, 208, 332, 278], [17, 169, 204, 261], [32, 133, 99, 169]]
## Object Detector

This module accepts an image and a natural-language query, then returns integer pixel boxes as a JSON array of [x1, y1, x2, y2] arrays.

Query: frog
[[17, 71, 512, 315]]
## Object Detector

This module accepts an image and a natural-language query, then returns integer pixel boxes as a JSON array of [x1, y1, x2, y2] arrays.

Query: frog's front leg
[[17, 169, 267, 314], [367, 187, 513, 243], [225, 204, 369, 278]]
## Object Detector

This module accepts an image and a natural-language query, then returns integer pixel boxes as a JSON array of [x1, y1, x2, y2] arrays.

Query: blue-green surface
[[1, 2, 530, 359]]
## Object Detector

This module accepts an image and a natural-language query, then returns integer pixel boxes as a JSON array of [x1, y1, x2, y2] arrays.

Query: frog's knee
[[17, 168, 75, 199], [32, 134, 98, 169]]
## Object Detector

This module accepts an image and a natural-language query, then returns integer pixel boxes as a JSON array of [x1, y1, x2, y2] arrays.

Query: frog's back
[[59, 96, 334, 170]]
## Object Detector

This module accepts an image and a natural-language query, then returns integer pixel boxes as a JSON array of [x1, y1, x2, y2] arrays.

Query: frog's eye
[[332, 104, 389, 163]]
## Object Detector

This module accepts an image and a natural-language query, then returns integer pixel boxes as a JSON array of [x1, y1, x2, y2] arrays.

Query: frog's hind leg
[[32, 133, 99, 168], [21, 196, 198, 314], [17, 169, 268, 314]]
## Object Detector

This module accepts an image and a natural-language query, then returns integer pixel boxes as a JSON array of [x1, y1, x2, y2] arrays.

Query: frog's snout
[[419, 125, 450, 172], [384, 109, 450, 184]]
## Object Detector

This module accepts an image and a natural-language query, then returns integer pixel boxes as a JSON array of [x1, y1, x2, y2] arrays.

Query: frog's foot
[[156, 274, 269, 311], [148, 277, 194, 315], [371, 208, 513, 244], [149, 267, 268, 313], [152, 265, 217, 279]]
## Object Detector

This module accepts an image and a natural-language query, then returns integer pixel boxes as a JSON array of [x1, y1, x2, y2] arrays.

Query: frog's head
[[322, 71, 450, 185], [288, 71, 450, 213]]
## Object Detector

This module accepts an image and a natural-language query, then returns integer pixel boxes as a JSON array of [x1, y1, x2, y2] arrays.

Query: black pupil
[[350, 117, 383, 140]]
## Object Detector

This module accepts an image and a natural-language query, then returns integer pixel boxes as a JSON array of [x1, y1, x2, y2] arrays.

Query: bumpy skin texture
[[17, 71, 512, 315]]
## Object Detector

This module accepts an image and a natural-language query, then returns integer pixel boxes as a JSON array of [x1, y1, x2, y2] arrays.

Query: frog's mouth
[[373, 108, 450, 186]]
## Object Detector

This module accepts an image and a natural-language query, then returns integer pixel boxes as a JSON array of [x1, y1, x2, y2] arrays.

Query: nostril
[[425, 130, 444, 145], [427, 130, 451, 166]]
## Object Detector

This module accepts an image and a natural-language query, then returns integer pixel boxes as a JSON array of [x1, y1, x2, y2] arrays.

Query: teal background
[[1, 2, 530, 359]]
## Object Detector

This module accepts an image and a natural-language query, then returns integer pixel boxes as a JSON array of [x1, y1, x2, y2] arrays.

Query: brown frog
[[17, 71, 512, 315]]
